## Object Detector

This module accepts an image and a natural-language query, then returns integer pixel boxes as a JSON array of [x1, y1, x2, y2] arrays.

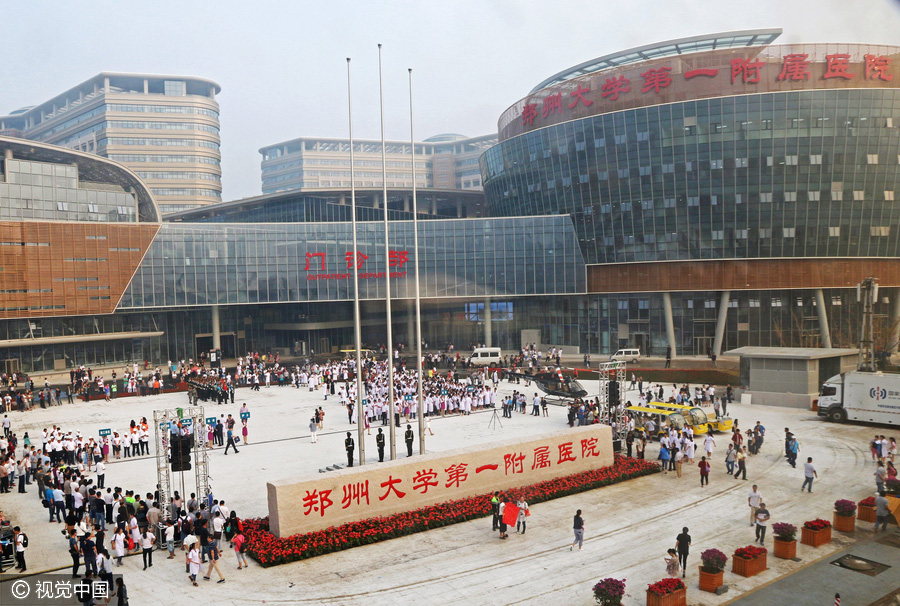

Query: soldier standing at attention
[[405, 425, 414, 457], [345, 432, 355, 467], [376, 428, 385, 462]]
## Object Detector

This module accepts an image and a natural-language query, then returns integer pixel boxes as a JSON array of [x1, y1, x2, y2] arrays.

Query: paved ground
[[0, 376, 890, 605]]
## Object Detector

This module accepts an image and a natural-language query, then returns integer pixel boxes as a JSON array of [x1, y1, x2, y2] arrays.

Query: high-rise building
[[259, 133, 496, 194], [0, 73, 221, 215]]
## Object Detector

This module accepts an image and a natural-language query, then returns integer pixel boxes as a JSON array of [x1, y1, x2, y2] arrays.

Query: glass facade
[[119, 216, 586, 309], [482, 89, 900, 265], [0, 158, 139, 222]]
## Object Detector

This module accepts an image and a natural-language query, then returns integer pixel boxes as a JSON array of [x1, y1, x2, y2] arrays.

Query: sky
[[3, 0, 900, 201]]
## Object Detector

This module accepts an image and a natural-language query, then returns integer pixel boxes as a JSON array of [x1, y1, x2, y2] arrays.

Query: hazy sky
[[4, 0, 900, 201]]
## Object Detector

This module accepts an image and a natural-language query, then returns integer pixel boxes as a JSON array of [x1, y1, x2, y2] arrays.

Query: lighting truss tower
[[857, 277, 879, 372], [597, 361, 627, 443], [153, 406, 210, 541]]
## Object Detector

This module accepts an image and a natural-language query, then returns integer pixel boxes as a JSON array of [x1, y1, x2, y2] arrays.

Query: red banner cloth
[[502, 504, 519, 526]]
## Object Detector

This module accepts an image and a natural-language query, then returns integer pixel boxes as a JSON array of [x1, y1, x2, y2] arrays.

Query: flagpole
[[409, 68, 425, 455], [347, 58, 365, 466], [378, 43, 397, 460]]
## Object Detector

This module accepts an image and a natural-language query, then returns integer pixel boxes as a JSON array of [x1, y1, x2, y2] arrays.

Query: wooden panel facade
[[0, 222, 160, 319], [587, 258, 900, 294]]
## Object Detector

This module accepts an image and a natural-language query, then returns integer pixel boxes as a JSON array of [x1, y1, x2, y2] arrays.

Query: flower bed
[[858, 497, 877, 523], [732, 545, 767, 577], [243, 454, 659, 567]]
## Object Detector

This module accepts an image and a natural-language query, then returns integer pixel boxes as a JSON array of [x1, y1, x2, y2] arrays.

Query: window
[[662, 163, 674, 173], [621, 202, 632, 212], [639, 166, 651, 176], [617, 169, 629, 178], [617, 300, 628, 310], [831, 190, 843, 201], [885, 191, 895, 201], [686, 300, 694, 309], [829, 227, 841, 237], [736, 157, 749, 168], [664, 198, 676, 208], [735, 194, 743, 204], [164, 80, 185, 96], [853, 190, 865, 201], [614, 134, 627, 144], [810, 154, 822, 165], [728, 299, 738, 308], [749, 299, 760, 308], [771, 298, 783, 307], [601, 203, 612, 213], [710, 159, 723, 169], [783, 227, 796, 238], [808, 191, 821, 201], [56, 202, 69, 211], [759, 228, 772, 238], [785, 155, 798, 166], [871, 226, 890, 236], [736, 229, 748, 239], [685, 161, 693, 171], [637, 131, 649, 142], [867, 154, 879, 164], [597, 171, 608, 181], [791, 118, 803, 128], [638, 300, 649, 310], [594, 138, 605, 148], [766, 156, 774, 167], [784, 191, 797, 202], [644, 234, 656, 243], [760, 193, 773, 203], [711, 195, 718, 205], [762, 119, 773, 130], [687, 196, 699, 207], [831, 296, 843, 306], [712, 230, 724, 240], [88, 204, 98, 213]]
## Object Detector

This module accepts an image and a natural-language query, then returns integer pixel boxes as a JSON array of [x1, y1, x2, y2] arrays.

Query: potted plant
[[732, 545, 767, 577], [801, 518, 832, 547], [833, 499, 857, 532], [593, 578, 626, 606], [698, 548, 727, 592], [886, 478, 900, 496], [772, 522, 797, 559], [858, 496, 877, 523], [646, 578, 686, 606]]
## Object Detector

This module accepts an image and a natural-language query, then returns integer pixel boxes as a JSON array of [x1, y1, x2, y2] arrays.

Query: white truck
[[817, 370, 900, 425]]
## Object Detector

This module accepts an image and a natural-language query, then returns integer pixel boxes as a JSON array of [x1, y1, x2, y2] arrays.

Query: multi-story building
[[259, 133, 496, 194], [482, 29, 900, 356], [0, 73, 222, 215]]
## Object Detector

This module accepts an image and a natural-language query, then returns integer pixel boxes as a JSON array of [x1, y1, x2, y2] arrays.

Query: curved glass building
[[482, 30, 900, 356]]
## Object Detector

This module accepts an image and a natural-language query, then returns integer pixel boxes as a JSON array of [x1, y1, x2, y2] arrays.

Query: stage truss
[[597, 361, 627, 443], [153, 406, 210, 541]]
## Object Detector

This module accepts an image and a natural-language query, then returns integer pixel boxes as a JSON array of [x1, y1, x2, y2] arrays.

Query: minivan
[[468, 347, 502, 368], [609, 348, 641, 363]]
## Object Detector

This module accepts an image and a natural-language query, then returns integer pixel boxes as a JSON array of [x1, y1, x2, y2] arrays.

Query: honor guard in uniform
[[376, 428, 385, 462], [405, 424, 414, 457], [345, 432, 355, 467]]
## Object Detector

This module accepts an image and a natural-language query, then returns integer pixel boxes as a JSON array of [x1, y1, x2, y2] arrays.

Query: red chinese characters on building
[[865, 54, 893, 81], [777, 54, 811, 81], [601, 76, 631, 101], [503, 452, 525, 475], [522, 103, 538, 126], [340, 481, 370, 509], [444, 463, 469, 488], [345, 251, 368, 269], [730, 58, 765, 84], [378, 475, 406, 501], [684, 68, 719, 79], [568, 85, 593, 109], [542, 92, 562, 118], [640, 67, 672, 94], [557, 442, 577, 464], [823, 54, 854, 80], [581, 437, 601, 458], [304, 252, 325, 271], [389, 250, 409, 268], [412, 468, 439, 494], [531, 445, 551, 470], [302, 488, 333, 517]]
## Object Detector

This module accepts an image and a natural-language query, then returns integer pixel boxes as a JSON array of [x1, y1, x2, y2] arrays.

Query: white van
[[468, 347, 502, 368], [610, 348, 641, 363]]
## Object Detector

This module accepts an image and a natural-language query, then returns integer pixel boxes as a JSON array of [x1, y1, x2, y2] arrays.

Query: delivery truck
[[817, 370, 900, 425]]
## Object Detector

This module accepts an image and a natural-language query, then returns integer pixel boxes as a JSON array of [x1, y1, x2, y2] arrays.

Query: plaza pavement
[[0, 377, 889, 605]]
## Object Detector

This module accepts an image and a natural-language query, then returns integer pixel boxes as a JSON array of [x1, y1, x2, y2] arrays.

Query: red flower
[[647, 577, 684, 595], [734, 545, 767, 559], [803, 518, 832, 531]]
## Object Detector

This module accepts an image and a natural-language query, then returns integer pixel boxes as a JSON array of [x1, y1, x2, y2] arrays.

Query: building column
[[483, 298, 492, 347], [431, 197, 437, 215], [662, 292, 677, 359], [407, 301, 416, 349], [3, 149, 11, 160], [712, 291, 730, 357], [815, 288, 832, 348], [403, 195, 410, 213], [211, 305, 221, 350], [891, 288, 900, 354], [456, 201, 463, 218]]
